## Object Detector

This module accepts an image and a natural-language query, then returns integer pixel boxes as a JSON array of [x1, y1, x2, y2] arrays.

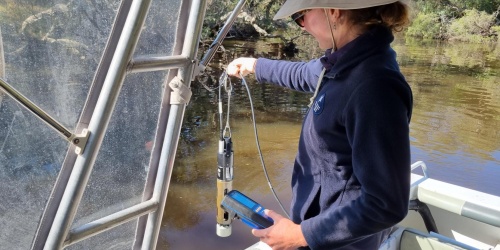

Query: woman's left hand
[[252, 210, 308, 250]]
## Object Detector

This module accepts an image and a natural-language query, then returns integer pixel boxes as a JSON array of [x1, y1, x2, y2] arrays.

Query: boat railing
[[405, 161, 500, 249], [410, 160, 428, 178], [379, 227, 480, 250], [410, 161, 500, 229], [415, 172, 500, 229]]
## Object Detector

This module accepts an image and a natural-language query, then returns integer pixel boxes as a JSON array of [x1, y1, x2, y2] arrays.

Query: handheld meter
[[221, 190, 274, 229]]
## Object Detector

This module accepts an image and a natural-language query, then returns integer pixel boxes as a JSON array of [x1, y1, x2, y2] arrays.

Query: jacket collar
[[320, 25, 394, 77]]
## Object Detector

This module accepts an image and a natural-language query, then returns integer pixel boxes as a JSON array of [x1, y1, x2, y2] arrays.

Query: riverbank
[[202, 1, 500, 46]]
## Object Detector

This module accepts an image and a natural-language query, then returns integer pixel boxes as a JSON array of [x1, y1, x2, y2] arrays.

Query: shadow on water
[[159, 36, 500, 249]]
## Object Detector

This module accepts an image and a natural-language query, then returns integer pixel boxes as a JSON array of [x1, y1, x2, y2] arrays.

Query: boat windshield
[[0, 0, 203, 248]]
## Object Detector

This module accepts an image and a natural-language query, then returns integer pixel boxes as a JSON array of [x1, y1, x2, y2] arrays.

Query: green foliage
[[448, 0, 500, 13], [202, 0, 303, 40], [406, 12, 443, 39], [201, 1, 236, 39], [493, 25, 500, 37], [447, 9, 497, 43], [412, 0, 460, 18], [407, 0, 499, 43], [203, 0, 499, 44], [413, 0, 500, 14], [246, 0, 285, 30]]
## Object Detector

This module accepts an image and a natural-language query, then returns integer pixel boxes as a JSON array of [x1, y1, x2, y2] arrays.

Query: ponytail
[[345, 2, 410, 33]]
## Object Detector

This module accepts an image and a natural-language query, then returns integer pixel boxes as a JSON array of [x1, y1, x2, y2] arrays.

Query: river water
[[158, 36, 500, 249]]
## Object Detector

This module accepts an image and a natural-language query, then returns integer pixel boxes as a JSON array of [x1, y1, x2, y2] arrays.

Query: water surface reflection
[[159, 37, 500, 249]]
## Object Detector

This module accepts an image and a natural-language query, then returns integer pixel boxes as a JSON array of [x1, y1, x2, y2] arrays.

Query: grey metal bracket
[[69, 129, 90, 155]]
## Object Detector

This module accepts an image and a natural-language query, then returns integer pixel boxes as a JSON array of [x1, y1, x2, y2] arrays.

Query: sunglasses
[[291, 10, 310, 27]]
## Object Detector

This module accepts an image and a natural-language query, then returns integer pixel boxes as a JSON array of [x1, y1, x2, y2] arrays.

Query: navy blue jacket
[[255, 26, 412, 249]]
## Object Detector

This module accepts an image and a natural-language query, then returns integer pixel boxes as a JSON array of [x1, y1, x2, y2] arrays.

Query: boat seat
[[380, 227, 479, 250]]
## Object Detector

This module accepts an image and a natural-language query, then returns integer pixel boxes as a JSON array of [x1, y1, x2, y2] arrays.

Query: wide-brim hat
[[273, 0, 402, 20]]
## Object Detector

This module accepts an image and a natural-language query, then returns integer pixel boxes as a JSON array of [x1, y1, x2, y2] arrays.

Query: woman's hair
[[344, 1, 410, 32]]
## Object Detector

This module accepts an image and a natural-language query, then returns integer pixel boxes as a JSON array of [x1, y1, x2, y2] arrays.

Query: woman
[[227, 1, 413, 249]]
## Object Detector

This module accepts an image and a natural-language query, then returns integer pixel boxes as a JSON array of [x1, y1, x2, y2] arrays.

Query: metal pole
[[129, 55, 190, 74], [0, 27, 4, 109], [43, 0, 153, 248], [141, 0, 207, 248], [199, 0, 246, 69], [0, 78, 73, 139], [65, 200, 159, 246]]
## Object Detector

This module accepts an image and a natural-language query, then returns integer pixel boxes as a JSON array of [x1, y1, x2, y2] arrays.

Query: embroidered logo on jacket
[[313, 93, 325, 115]]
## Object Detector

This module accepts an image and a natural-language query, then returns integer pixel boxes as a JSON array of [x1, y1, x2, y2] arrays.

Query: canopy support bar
[[0, 77, 90, 154], [140, 0, 207, 248], [128, 55, 190, 73], [65, 200, 159, 247], [43, 0, 153, 248]]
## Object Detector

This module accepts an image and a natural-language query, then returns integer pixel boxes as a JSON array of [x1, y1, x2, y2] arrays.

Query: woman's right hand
[[226, 57, 257, 78]]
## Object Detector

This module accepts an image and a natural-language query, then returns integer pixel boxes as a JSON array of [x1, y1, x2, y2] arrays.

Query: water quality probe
[[216, 71, 234, 237], [215, 70, 289, 237]]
